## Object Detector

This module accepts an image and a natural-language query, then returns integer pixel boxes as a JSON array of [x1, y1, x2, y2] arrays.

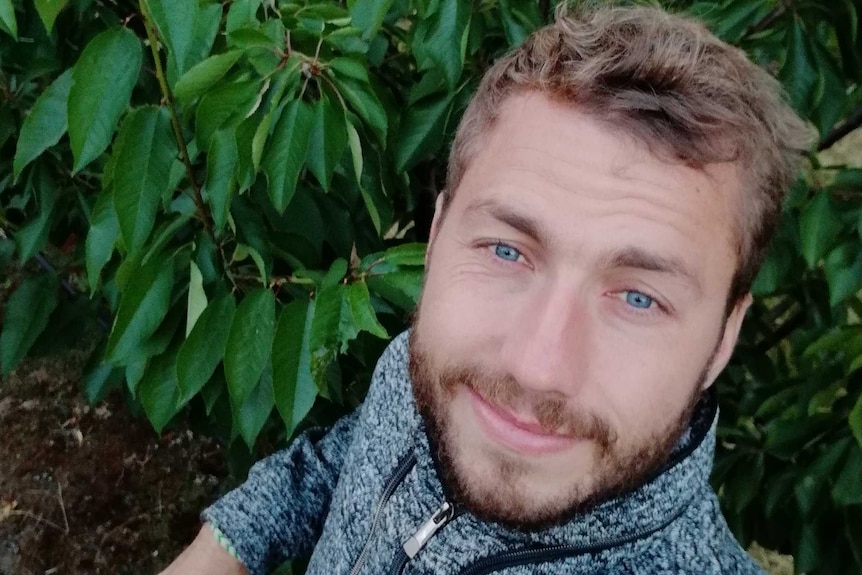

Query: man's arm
[[158, 409, 360, 575], [159, 524, 248, 575]]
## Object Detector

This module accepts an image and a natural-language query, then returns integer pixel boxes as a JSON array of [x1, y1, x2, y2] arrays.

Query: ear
[[700, 293, 753, 391], [426, 192, 448, 264]]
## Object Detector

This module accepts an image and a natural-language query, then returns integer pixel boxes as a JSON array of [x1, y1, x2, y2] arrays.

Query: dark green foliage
[[1, 0, 862, 571]]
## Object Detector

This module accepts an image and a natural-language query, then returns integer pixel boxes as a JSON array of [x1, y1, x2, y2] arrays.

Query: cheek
[[586, 329, 710, 428], [420, 259, 520, 347]]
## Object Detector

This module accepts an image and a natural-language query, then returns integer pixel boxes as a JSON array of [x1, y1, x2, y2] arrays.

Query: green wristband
[[209, 523, 240, 561]]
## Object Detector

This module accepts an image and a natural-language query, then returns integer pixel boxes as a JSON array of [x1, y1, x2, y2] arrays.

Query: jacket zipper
[[458, 501, 688, 575], [387, 500, 458, 575], [349, 451, 417, 575]]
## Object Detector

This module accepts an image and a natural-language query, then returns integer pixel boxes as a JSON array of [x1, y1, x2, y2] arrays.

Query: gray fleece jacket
[[204, 332, 764, 575]]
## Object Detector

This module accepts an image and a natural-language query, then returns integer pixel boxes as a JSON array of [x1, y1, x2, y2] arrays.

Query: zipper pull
[[402, 501, 455, 559]]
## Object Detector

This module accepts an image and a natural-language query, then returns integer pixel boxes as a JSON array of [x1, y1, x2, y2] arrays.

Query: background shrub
[[1, 0, 861, 572]]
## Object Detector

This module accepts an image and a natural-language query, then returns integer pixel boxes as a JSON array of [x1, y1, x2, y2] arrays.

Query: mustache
[[437, 366, 618, 452]]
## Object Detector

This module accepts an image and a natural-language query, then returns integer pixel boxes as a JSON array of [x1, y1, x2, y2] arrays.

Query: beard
[[408, 322, 711, 531]]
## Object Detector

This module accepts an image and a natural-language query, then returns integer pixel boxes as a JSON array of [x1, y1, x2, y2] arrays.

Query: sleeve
[[202, 408, 360, 575]]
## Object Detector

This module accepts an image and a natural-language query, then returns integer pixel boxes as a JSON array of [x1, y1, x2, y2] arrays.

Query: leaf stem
[[138, 0, 213, 237], [818, 104, 862, 152]]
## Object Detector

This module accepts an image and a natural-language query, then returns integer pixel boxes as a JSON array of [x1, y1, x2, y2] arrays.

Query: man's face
[[410, 91, 751, 528]]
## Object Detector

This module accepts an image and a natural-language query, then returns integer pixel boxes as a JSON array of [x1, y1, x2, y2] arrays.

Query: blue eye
[[624, 291, 654, 310], [494, 244, 521, 262]]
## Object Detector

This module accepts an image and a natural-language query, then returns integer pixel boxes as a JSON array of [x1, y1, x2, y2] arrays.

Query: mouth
[[467, 387, 579, 456]]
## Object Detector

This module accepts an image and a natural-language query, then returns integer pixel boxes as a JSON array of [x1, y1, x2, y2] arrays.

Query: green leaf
[[140, 213, 192, 266], [811, 37, 848, 138], [15, 170, 58, 263], [349, 0, 395, 40], [347, 281, 388, 339], [138, 350, 183, 434], [328, 57, 370, 82], [322, 258, 349, 288], [177, 293, 236, 401], [306, 95, 348, 192], [224, 289, 275, 406], [705, 0, 769, 44], [800, 192, 842, 268], [200, 372, 225, 416], [412, 0, 471, 89], [228, 26, 278, 50], [233, 361, 274, 448], [779, 19, 818, 115], [145, 0, 221, 84], [106, 257, 175, 364], [262, 99, 313, 212], [829, 168, 862, 192], [367, 268, 423, 311], [68, 27, 142, 173], [82, 359, 124, 404], [329, 74, 388, 144], [34, 0, 69, 33], [272, 298, 319, 436], [203, 128, 239, 234], [85, 190, 119, 292], [395, 91, 455, 172], [850, 393, 862, 449], [186, 262, 207, 337], [384, 243, 426, 267], [824, 243, 862, 306], [794, 439, 850, 516], [750, 246, 790, 296], [174, 51, 244, 103], [227, 0, 261, 33], [498, 0, 538, 46], [195, 80, 262, 150], [0, 275, 59, 377], [795, 522, 821, 574], [805, 327, 862, 357], [0, 0, 17, 39], [832, 446, 862, 505], [234, 243, 268, 284], [346, 120, 363, 182], [13, 69, 73, 181], [251, 112, 271, 174], [723, 453, 765, 513], [309, 285, 345, 384], [112, 106, 178, 255]]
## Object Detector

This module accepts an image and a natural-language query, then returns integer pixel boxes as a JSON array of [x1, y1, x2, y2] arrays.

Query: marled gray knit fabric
[[204, 332, 764, 575]]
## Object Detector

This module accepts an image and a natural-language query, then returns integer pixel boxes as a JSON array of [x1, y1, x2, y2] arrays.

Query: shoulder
[[361, 331, 416, 422], [616, 490, 766, 575]]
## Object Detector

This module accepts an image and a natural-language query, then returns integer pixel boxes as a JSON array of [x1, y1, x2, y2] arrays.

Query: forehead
[[447, 91, 742, 290]]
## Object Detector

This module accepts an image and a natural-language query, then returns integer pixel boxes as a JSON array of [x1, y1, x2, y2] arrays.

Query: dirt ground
[[0, 351, 227, 575]]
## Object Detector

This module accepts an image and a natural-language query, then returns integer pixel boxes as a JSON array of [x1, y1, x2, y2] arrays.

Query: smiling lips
[[467, 388, 579, 456]]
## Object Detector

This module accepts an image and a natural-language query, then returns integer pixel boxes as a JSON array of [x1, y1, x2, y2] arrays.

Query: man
[[161, 4, 810, 574]]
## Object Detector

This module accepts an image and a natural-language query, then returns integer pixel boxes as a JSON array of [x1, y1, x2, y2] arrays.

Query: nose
[[498, 275, 590, 397]]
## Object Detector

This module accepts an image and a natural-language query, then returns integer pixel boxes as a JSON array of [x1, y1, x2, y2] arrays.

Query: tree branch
[[139, 0, 213, 237], [818, 104, 862, 152]]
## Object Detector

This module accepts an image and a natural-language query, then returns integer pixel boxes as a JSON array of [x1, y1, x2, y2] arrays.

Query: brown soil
[[0, 351, 228, 575]]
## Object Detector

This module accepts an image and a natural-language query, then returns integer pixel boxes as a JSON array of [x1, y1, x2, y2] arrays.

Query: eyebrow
[[599, 247, 702, 294], [465, 199, 551, 246], [464, 198, 702, 294]]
